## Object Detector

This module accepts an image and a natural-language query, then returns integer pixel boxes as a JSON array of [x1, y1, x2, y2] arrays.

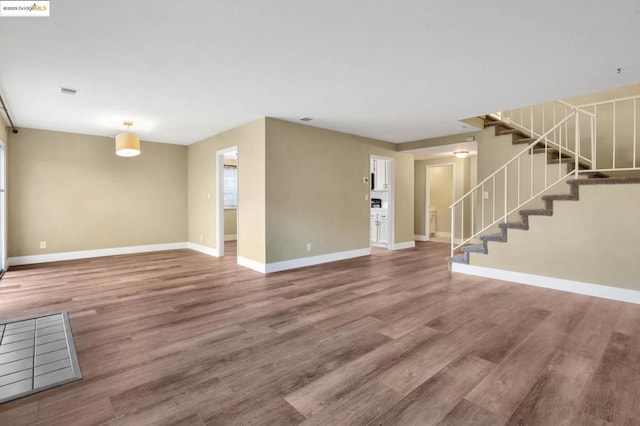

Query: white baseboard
[[8, 242, 189, 267], [241, 248, 372, 274], [391, 241, 415, 250], [265, 247, 371, 273], [186, 242, 219, 257], [435, 231, 452, 238], [452, 263, 640, 305], [237, 256, 266, 273], [414, 235, 429, 241], [224, 234, 237, 241]]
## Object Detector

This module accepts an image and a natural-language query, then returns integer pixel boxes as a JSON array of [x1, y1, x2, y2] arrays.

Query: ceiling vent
[[298, 116, 313, 122], [60, 87, 78, 95]]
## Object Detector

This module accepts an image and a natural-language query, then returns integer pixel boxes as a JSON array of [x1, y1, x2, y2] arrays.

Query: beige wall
[[188, 118, 266, 263], [471, 183, 640, 290], [224, 208, 237, 237], [428, 165, 454, 233], [8, 128, 187, 257], [265, 118, 414, 264], [414, 156, 474, 237], [0, 115, 7, 145]]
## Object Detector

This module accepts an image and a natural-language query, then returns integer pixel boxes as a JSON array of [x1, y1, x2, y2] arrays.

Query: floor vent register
[[0, 312, 82, 404]]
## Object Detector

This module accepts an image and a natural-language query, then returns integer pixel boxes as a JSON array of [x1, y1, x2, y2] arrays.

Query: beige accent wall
[[264, 118, 414, 264], [188, 118, 266, 263], [224, 209, 237, 237], [471, 183, 640, 290], [414, 156, 474, 237], [8, 128, 187, 257]]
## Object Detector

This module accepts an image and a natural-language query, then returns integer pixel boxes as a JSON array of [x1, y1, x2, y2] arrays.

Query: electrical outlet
[[200, 234, 204, 241], [40, 241, 47, 249], [306, 243, 311, 252], [365, 194, 369, 200], [483, 191, 490, 200], [207, 193, 211, 200]]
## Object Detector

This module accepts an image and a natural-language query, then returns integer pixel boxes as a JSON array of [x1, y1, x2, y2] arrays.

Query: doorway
[[216, 146, 238, 257], [426, 164, 455, 243], [370, 155, 394, 250]]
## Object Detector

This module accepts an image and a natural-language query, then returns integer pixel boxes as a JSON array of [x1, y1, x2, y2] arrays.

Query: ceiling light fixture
[[454, 151, 469, 159], [115, 121, 140, 157]]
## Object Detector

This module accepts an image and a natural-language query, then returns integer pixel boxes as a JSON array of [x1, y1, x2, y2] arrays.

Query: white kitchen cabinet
[[372, 158, 389, 191], [371, 210, 389, 246], [370, 217, 379, 243], [378, 217, 389, 244]]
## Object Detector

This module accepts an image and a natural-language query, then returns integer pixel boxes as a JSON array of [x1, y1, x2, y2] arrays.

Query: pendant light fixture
[[115, 121, 140, 157]]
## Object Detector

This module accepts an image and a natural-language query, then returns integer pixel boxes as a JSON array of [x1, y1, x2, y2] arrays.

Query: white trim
[[224, 234, 237, 241], [452, 263, 640, 305], [265, 247, 371, 273], [391, 241, 415, 250], [237, 256, 266, 273], [415, 234, 429, 241], [8, 242, 189, 267], [435, 231, 452, 238], [187, 242, 219, 257], [0, 139, 6, 271]]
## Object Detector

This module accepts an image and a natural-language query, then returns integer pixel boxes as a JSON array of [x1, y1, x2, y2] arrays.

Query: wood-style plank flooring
[[0, 241, 639, 425]]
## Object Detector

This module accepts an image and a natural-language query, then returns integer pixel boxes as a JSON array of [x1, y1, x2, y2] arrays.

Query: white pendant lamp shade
[[115, 121, 141, 157]]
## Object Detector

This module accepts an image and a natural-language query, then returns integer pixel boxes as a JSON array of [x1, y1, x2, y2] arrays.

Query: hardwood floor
[[0, 241, 639, 425]]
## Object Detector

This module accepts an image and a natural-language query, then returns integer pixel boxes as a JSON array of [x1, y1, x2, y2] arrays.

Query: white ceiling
[[0, 0, 639, 145]]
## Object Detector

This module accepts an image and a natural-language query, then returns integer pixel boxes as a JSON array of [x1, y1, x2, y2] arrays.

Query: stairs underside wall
[[470, 183, 640, 291]]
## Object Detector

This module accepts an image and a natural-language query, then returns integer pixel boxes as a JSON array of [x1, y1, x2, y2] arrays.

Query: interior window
[[223, 165, 238, 208]]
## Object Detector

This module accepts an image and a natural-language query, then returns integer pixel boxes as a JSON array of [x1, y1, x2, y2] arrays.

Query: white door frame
[[0, 140, 6, 271], [370, 155, 394, 250], [216, 145, 238, 258], [425, 163, 455, 241]]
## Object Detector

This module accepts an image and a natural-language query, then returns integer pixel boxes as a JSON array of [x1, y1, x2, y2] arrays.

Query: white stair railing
[[450, 109, 588, 255], [501, 100, 575, 148], [450, 94, 640, 258], [572, 95, 640, 172]]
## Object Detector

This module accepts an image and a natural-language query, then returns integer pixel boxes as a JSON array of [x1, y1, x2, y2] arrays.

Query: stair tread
[[542, 194, 575, 201], [579, 171, 610, 178], [569, 176, 640, 185], [496, 129, 528, 138], [484, 120, 507, 128], [480, 233, 506, 242], [499, 221, 528, 230], [530, 148, 571, 157], [462, 244, 487, 254], [520, 208, 552, 216], [449, 254, 467, 264], [547, 157, 590, 166]]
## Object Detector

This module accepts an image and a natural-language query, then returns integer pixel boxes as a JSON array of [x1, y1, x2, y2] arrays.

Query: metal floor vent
[[0, 312, 82, 404]]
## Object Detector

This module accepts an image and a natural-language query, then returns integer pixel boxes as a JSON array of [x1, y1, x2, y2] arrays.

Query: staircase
[[449, 95, 640, 265], [450, 177, 640, 264]]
